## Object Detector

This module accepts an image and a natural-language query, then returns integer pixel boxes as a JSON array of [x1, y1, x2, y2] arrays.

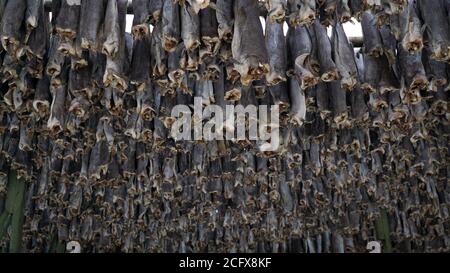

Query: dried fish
[[398, 0, 423, 54], [287, 25, 318, 90], [161, 0, 181, 52], [313, 20, 339, 82], [1, 0, 26, 56], [181, 2, 200, 51], [361, 11, 383, 57], [79, 0, 106, 50], [417, 0, 450, 62], [215, 0, 234, 42], [265, 18, 287, 86], [232, 0, 269, 86]]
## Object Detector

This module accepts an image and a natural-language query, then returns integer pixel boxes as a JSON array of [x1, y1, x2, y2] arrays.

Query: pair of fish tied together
[[0, 0, 449, 253]]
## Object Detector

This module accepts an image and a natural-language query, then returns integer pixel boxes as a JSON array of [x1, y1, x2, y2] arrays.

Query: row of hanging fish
[[0, 0, 448, 252]]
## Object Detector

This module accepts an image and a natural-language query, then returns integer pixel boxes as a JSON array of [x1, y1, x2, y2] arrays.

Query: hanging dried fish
[[79, 0, 106, 50], [331, 22, 358, 91], [361, 11, 383, 57], [55, 0, 81, 41], [181, 2, 200, 51], [26, 0, 49, 76], [287, 25, 318, 90], [265, 18, 287, 86], [232, 0, 269, 86], [398, 45, 428, 94], [313, 20, 339, 82], [103, 0, 128, 91], [132, 0, 150, 38], [161, 0, 181, 52], [329, 81, 349, 126], [265, 0, 287, 22], [199, 5, 220, 61], [337, 0, 352, 23], [288, 78, 306, 126], [398, 0, 423, 54], [417, 0, 450, 62], [1, 0, 26, 56], [287, 0, 316, 26], [214, 0, 234, 43], [186, 0, 210, 14]]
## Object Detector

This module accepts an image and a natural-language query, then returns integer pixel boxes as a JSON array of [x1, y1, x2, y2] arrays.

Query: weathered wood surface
[[0, 0, 448, 253]]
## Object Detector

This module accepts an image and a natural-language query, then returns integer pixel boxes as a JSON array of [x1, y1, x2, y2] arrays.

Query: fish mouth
[[132, 24, 149, 39], [162, 36, 179, 52], [33, 101, 49, 115], [380, 85, 399, 94], [55, 28, 77, 40], [168, 69, 185, 84], [47, 119, 63, 135], [431, 101, 447, 116], [266, 72, 287, 86], [300, 75, 319, 90], [300, 12, 316, 26], [404, 39, 423, 54], [341, 77, 358, 91], [334, 112, 349, 126], [410, 75, 428, 91], [368, 47, 384, 58], [321, 70, 340, 82], [218, 28, 233, 43], [340, 13, 352, 23], [430, 44, 450, 62]]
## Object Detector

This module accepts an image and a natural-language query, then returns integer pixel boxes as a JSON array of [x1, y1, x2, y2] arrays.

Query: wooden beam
[[375, 209, 393, 253]]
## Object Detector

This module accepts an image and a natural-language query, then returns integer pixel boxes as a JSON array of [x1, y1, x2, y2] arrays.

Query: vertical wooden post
[[8, 170, 26, 253], [0, 170, 26, 252], [375, 209, 393, 253]]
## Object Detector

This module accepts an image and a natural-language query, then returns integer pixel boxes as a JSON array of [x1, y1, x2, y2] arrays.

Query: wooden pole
[[375, 209, 393, 253]]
